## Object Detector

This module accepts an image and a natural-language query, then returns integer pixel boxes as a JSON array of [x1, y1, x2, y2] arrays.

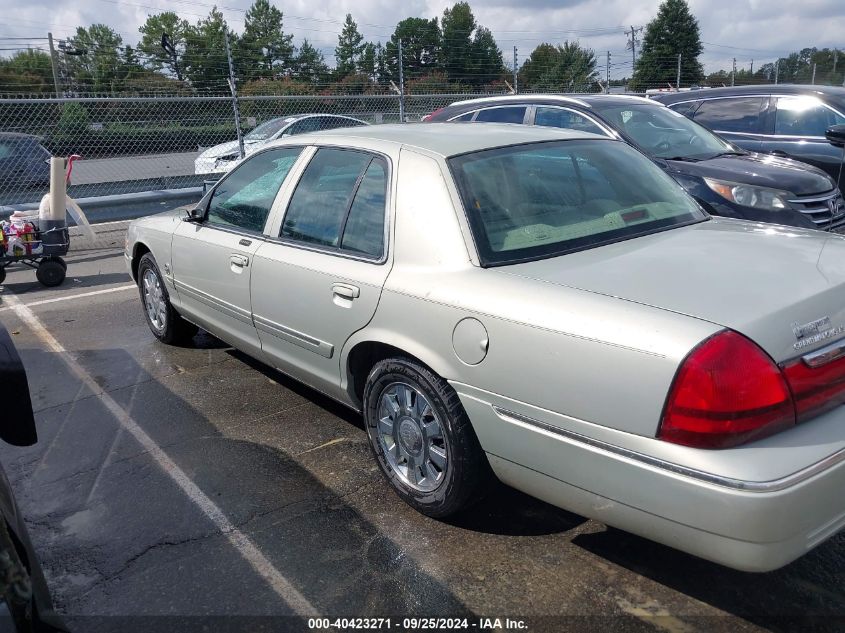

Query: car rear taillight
[[659, 331, 795, 448], [421, 108, 445, 122], [781, 351, 845, 422]]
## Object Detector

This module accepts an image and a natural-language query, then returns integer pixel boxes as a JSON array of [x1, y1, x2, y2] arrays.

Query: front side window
[[449, 140, 705, 266], [775, 97, 845, 137], [206, 147, 302, 233], [282, 148, 387, 258], [692, 97, 766, 133], [534, 107, 608, 136], [474, 107, 527, 124]]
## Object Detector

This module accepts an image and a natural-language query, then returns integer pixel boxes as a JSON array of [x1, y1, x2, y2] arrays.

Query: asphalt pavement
[[0, 222, 842, 632]]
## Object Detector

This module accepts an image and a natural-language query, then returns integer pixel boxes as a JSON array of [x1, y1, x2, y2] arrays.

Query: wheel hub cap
[[398, 418, 423, 454], [142, 269, 167, 333], [375, 382, 448, 492]]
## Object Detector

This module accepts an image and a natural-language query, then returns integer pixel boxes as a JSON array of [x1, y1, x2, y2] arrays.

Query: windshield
[[591, 103, 733, 160], [449, 140, 706, 266], [245, 118, 291, 141]]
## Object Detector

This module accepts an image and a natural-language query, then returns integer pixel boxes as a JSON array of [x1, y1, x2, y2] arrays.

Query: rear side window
[[534, 107, 608, 136], [474, 107, 527, 124], [206, 147, 302, 233], [282, 148, 387, 259], [775, 97, 845, 137], [692, 97, 765, 133]]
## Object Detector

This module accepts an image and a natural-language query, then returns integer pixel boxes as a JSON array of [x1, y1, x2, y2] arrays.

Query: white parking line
[[0, 284, 137, 312], [4, 292, 318, 616]]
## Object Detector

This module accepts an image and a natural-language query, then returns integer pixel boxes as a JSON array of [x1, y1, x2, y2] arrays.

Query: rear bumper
[[457, 389, 845, 572]]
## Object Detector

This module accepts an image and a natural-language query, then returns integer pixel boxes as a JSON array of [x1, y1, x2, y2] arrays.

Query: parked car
[[651, 85, 845, 190], [194, 114, 368, 175], [425, 94, 844, 232], [0, 325, 66, 632], [127, 124, 845, 573], [0, 134, 51, 192]]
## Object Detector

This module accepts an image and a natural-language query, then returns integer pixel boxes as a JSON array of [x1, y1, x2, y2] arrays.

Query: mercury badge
[[792, 316, 845, 351]]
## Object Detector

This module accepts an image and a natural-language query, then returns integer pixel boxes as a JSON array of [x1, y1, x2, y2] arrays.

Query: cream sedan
[[126, 124, 845, 572]]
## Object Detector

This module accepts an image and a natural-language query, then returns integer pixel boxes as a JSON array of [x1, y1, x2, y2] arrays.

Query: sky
[[0, 0, 843, 78]]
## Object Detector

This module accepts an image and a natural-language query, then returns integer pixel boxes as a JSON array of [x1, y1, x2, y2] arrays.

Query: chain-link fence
[[0, 92, 503, 208]]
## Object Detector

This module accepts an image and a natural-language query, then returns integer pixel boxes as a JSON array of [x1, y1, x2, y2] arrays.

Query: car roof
[[0, 132, 40, 142], [447, 93, 656, 110], [652, 84, 845, 104], [275, 122, 611, 157]]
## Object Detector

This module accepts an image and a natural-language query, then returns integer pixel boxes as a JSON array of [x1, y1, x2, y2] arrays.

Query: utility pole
[[834, 50, 838, 75], [676, 53, 682, 89], [732, 57, 736, 86], [811, 63, 817, 85], [47, 32, 61, 98], [224, 31, 244, 160], [605, 51, 610, 94], [750, 59, 753, 75], [626, 25, 641, 66], [513, 46, 518, 94], [775, 60, 779, 84], [398, 38, 405, 123]]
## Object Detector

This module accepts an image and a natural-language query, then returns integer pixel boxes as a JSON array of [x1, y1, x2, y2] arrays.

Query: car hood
[[500, 217, 845, 362], [198, 139, 263, 160], [666, 153, 835, 195]]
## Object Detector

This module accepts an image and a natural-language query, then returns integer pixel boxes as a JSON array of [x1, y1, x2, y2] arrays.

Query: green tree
[[335, 14, 365, 78], [237, 0, 294, 81], [182, 7, 232, 93], [291, 39, 329, 86], [439, 3, 503, 86], [138, 11, 189, 80], [629, 0, 704, 91], [470, 26, 504, 86], [519, 42, 600, 92], [384, 17, 440, 81], [0, 50, 53, 93], [66, 24, 125, 93], [440, 2, 475, 81]]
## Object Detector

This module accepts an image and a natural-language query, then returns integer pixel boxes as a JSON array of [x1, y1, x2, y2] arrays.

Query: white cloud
[[0, 0, 842, 76]]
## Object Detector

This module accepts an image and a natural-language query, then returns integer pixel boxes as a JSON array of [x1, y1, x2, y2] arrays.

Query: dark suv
[[651, 85, 845, 190], [426, 94, 844, 232]]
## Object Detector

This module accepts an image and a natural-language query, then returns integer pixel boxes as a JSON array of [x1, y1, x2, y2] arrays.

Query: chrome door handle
[[331, 283, 360, 300], [230, 254, 249, 267]]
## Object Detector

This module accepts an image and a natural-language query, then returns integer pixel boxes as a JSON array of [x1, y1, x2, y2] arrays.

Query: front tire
[[137, 253, 198, 345], [363, 357, 490, 518]]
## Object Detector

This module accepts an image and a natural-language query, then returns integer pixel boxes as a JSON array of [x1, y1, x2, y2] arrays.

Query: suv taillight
[[659, 331, 795, 448]]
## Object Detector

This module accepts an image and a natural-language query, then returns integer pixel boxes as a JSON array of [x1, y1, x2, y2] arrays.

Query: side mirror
[[825, 125, 845, 147], [183, 205, 204, 223]]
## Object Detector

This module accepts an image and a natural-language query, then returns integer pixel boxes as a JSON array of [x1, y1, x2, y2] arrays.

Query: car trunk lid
[[499, 217, 845, 363]]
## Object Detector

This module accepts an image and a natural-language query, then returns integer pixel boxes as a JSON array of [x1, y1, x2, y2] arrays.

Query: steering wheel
[[688, 135, 702, 146], [654, 139, 672, 153]]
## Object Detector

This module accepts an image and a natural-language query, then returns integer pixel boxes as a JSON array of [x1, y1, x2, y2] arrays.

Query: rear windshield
[[449, 140, 706, 266]]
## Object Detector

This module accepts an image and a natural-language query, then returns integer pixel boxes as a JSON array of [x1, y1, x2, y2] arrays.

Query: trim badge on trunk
[[792, 317, 845, 351]]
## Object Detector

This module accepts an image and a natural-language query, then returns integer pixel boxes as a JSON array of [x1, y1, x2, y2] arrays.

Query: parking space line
[[0, 284, 137, 312], [5, 292, 319, 616]]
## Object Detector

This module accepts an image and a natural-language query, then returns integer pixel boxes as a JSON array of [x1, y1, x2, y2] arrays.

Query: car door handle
[[230, 254, 249, 268], [769, 150, 789, 157], [331, 283, 360, 300]]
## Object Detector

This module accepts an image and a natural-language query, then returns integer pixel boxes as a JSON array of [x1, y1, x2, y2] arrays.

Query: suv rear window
[[449, 140, 704, 266]]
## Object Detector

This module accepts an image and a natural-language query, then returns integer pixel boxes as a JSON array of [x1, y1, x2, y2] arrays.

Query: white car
[[129, 124, 845, 572], [194, 114, 368, 175]]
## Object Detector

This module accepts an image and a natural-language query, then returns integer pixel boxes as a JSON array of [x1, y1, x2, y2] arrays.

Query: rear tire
[[363, 357, 490, 518], [137, 253, 198, 345], [35, 259, 65, 287]]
